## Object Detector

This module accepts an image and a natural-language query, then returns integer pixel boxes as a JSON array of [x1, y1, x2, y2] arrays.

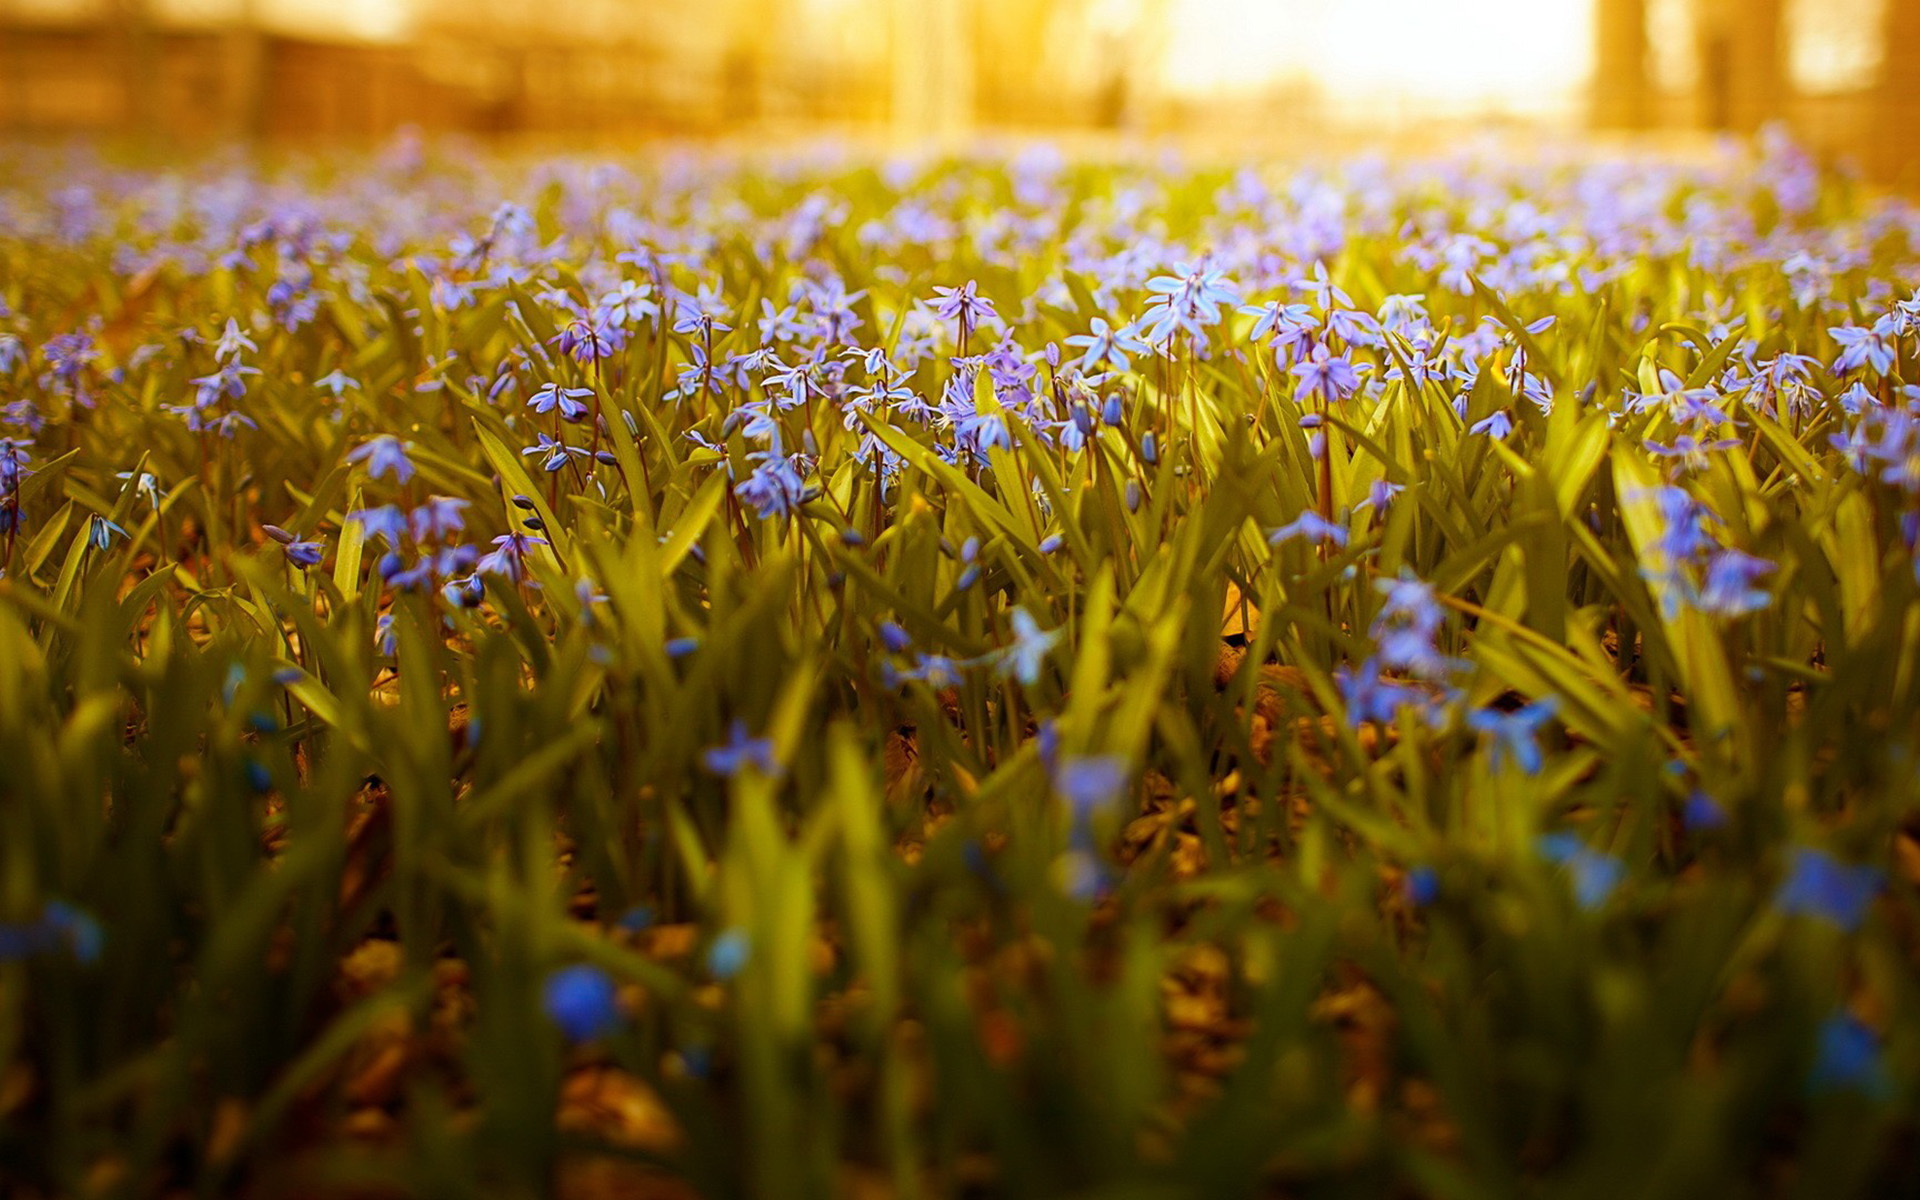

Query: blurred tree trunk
[[225, 0, 269, 141], [113, 0, 161, 148], [2, 0, 25, 134], [1592, 0, 1650, 130], [891, 0, 973, 145], [1695, 0, 1784, 134], [1881, 0, 1920, 183], [723, 0, 782, 125]]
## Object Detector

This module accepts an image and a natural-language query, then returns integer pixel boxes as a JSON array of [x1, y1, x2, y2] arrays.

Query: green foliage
[[0, 142, 1917, 1198]]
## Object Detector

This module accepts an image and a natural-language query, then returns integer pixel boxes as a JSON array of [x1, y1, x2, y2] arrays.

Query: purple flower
[[476, 531, 548, 582], [1140, 260, 1241, 346], [1646, 435, 1743, 473], [265, 524, 325, 569], [1628, 369, 1729, 426], [1290, 344, 1363, 405], [930, 281, 997, 338], [1774, 847, 1882, 931], [523, 433, 583, 474], [529, 382, 593, 421], [554, 317, 620, 364], [702, 720, 779, 777], [1337, 658, 1418, 727], [408, 495, 470, 542], [214, 318, 257, 363], [347, 436, 416, 484], [735, 453, 809, 520], [1470, 410, 1514, 439], [1063, 317, 1148, 374], [1241, 299, 1319, 353], [1830, 325, 1897, 377], [348, 504, 409, 548], [1372, 573, 1454, 681], [41, 331, 98, 384], [1268, 511, 1349, 548], [901, 653, 963, 688], [1290, 261, 1352, 313]]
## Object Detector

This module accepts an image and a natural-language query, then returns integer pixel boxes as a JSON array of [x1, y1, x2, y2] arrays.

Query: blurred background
[[1, 0, 1916, 180]]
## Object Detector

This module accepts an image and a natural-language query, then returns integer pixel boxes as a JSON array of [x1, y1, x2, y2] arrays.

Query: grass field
[[2, 134, 1918, 1197]]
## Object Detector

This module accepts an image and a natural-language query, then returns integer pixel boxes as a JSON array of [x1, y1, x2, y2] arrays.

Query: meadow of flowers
[[2, 131, 1918, 1196]]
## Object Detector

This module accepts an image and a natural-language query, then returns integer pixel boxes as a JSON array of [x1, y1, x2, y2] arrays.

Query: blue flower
[[265, 523, 323, 568], [702, 720, 779, 778], [528, 382, 593, 421], [1809, 1012, 1889, 1097], [408, 495, 470, 542], [0, 901, 103, 965], [1061, 846, 1113, 902], [475, 532, 548, 583], [1371, 573, 1454, 682], [523, 432, 582, 474], [679, 1045, 713, 1079], [244, 759, 273, 793], [1054, 755, 1130, 823], [1064, 316, 1148, 374], [1830, 325, 1897, 376], [1268, 510, 1349, 548], [1140, 261, 1241, 346], [1290, 260, 1352, 313], [1466, 699, 1557, 775], [1538, 833, 1624, 909], [1403, 866, 1439, 907], [543, 964, 622, 1043], [930, 281, 997, 337], [346, 435, 416, 484], [735, 453, 808, 520], [87, 515, 127, 551], [706, 929, 751, 980], [45, 901, 102, 966], [314, 369, 360, 396], [347, 504, 409, 548], [1001, 608, 1058, 686], [899, 653, 963, 689], [1774, 847, 1882, 931], [1336, 658, 1419, 727], [616, 905, 655, 932], [1694, 549, 1774, 617], [1682, 790, 1728, 831], [1290, 343, 1363, 405], [1469, 409, 1513, 439]]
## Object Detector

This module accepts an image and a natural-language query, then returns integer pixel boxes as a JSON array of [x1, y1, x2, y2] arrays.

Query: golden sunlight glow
[[1160, 0, 1594, 115]]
